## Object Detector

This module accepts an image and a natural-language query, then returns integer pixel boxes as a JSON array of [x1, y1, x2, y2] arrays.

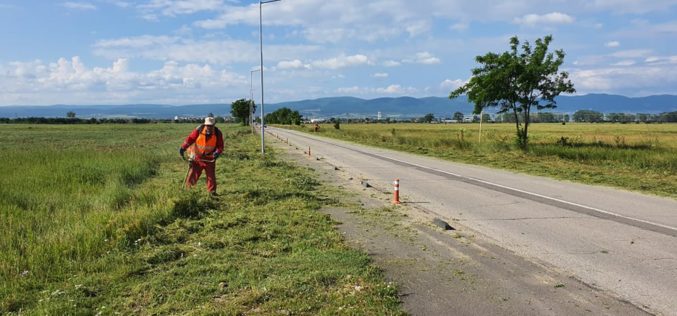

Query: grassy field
[[286, 123, 676, 198], [0, 124, 403, 315]]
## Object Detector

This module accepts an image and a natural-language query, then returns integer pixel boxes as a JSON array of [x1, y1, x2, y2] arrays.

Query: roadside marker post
[[392, 179, 401, 205], [308, 146, 311, 157]]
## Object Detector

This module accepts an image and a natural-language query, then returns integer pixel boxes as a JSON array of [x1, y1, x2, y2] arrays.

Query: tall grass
[[0, 124, 184, 310], [288, 123, 677, 197]]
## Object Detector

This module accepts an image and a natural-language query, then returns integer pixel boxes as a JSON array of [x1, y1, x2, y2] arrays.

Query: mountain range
[[0, 94, 675, 119]]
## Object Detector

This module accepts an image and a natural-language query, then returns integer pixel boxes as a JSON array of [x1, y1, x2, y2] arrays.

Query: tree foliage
[[572, 110, 604, 123], [422, 113, 435, 123], [66, 111, 76, 118], [265, 107, 302, 125], [452, 111, 464, 121], [230, 99, 255, 125], [450, 35, 575, 149]]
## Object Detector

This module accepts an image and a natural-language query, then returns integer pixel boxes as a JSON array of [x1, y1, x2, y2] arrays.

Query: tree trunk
[[511, 105, 528, 150], [521, 107, 530, 150]]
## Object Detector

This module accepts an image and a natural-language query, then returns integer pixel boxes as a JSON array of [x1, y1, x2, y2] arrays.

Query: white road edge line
[[279, 128, 677, 234]]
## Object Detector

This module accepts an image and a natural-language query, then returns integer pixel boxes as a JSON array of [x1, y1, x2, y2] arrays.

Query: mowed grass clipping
[[0, 124, 403, 315], [287, 123, 676, 197]]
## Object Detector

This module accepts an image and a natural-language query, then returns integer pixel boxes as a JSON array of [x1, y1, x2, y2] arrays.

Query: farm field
[[286, 123, 677, 198], [0, 124, 402, 314]]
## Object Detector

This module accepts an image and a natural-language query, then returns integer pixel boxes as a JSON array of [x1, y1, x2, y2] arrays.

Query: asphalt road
[[267, 127, 677, 315]]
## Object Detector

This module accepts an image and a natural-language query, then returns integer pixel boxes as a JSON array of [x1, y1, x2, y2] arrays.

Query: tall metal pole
[[258, 0, 280, 157], [247, 71, 254, 128], [259, 1, 265, 156]]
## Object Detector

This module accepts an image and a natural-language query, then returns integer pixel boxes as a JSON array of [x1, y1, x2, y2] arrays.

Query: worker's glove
[[179, 147, 186, 160], [213, 152, 221, 160]]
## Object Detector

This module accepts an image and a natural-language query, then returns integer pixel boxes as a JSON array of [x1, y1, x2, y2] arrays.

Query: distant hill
[[0, 94, 675, 119], [268, 96, 472, 119], [270, 94, 677, 119]]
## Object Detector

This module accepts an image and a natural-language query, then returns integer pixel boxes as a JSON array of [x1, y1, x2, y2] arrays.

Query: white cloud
[[372, 72, 389, 78], [276, 59, 311, 70], [440, 79, 465, 91], [644, 56, 677, 64], [378, 84, 414, 94], [93, 36, 321, 65], [383, 60, 401, 67], [61, 2, 97, 10], [105, 1, 132, 8], [652, 21, 677, 34], [95, 35, 177, 48], [193, 0, 434, 43], [336, 86, 362, 94], [514, 12, 574, 26], [406, 52, 440, 65], [142, 0, 675, 44], [0, 57, 246, 105], [451, 22, 469, 31], [645, 57, 661, 63], [610, 49, 652, 58], [336, 84, 417, 95], [586, 0, 676, 14], [605, 41, 620, 48], [570, 64, 677, 95], [612, 60, 635, 66], [311, 54, 370, 70], [139, 0, 225, 17], [405, 20, 431, 37]]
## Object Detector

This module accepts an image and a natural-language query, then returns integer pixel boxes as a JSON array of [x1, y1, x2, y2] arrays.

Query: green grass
[[0, 124, 403, 315], [285, 123, 677, 198]]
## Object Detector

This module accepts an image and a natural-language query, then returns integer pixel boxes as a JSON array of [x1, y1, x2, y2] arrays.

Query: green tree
[[637, 113, 650, 123], [572, 110, 603, 123], [230, 99, 253, 125], [422, 113, 435, 123], [533, 112, 555, 123], [452, 111, 464, 121], [659, 111, 677, 123], [450, 35, 575, 149], [66, 111, 76, 118], [265, 107, 302, 125]]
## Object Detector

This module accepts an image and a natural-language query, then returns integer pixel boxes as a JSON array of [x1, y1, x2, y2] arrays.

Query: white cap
[[204, 117, 215, 125]]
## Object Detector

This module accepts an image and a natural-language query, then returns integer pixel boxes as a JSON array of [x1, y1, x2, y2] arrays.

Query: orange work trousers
[[186, 160, 216, 193]]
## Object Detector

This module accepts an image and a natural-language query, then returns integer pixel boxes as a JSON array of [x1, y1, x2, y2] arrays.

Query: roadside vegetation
[[287, 122, 676, 198], [0, 124, 402, 314]]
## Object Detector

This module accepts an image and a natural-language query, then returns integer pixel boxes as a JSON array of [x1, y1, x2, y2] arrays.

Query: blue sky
[[1, 0, 676, 105]]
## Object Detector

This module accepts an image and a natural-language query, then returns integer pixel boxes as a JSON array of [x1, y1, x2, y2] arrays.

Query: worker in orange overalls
[[179, 116, 224, 195]]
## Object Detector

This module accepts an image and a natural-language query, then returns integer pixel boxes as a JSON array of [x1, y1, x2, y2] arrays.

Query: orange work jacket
[[190, 128, 218, 160]]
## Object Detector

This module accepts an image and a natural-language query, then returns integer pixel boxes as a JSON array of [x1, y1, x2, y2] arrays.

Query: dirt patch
[[272, 140, 648, 316]]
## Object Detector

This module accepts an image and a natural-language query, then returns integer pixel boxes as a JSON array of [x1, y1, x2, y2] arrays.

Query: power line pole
[[259, 0, 281, 157]]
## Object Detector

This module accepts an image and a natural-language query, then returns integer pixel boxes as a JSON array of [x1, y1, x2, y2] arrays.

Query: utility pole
[[259, 0, 281, 157]]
